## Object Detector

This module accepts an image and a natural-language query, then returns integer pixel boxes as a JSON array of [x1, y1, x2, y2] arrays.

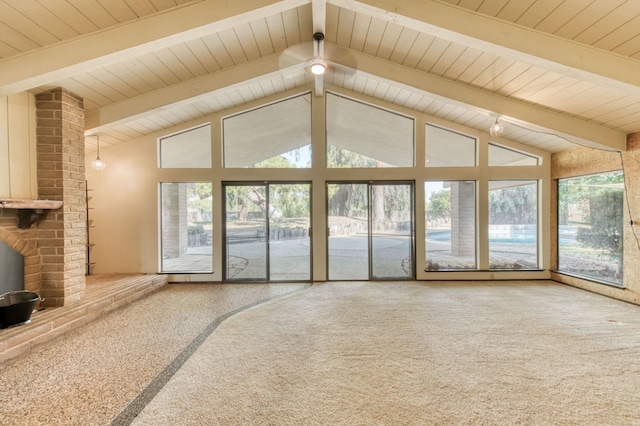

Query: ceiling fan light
[[310, 62, 326, 75]]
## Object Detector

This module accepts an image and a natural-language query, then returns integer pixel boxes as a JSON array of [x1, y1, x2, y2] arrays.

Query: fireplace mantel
[[0, 199, 63, 228]]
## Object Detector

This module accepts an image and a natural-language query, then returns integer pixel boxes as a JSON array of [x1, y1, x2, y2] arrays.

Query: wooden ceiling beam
[[0, 0, 309, 97], [325, 44, 626, 151], [85, 53, 291, 133], [331, 0, 640, 97]]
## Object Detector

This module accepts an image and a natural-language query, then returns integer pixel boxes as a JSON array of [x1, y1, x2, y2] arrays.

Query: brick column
[[451, 181, 475, 257], [36, 88, 87, 307], [161, 183, 188, 259]]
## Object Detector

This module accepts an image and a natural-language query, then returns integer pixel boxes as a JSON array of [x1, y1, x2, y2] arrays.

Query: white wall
[[0, 92, 37, 199]]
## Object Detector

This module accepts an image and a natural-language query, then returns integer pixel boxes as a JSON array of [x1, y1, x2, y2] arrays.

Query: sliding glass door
[[224, 182, 311, 282], [327, 182, 414, 280]]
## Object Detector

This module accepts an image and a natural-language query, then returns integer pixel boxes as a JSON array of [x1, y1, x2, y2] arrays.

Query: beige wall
[[551, 134, 640, 304], [0, 92, 38, 199], [86, 86, 551, 282]]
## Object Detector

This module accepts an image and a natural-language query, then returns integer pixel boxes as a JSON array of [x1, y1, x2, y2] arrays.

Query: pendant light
[[91, 135, 106, 170], [489, 117, 504, 137]]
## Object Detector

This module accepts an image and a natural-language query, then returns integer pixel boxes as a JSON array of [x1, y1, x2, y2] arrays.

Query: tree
[[187, 183, 212, 223], [489, 183, 537, 224]]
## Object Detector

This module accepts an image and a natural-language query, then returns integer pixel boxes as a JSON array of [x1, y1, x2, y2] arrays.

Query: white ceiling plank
[[329, 0, 640, 98], [282, 7, 303, 45], [0, 0, 310, 96], [388, 27, 419, 64], [0, 2, 59, 46], [515, 0, 563, 28], [336, 8, 356, 46], [439, 46, 480, 81], [496, 0, 536, 23], [249, 19, 276, 56], [0, 22, 36, 57], [324, 44, 626, 151], [67, 0, 119, 29], [399, 31, 431, 68], [430, 42, 467, 77], [169, 43, 208, 78], [531, 0, 587, 33], [218, 27, 249, 65], [455, 52, 498, 84], [376, 21, 404, 60], [265, 12, 289, 51], [102, 62, 155, 94], [184, 38, 223, 73], [119, 57, 168, 90], [136, 52, 181, 85], [234, 23, 263, 61], [85, 52, 289, 132], [553, 0, 626, 41], [37, 0, 100, 35], [348, 10, 371, 51], [361, 16, 386, 56], [416, 38, 451, 72], [577, 2, 640, 47], [201, 33, 235, 69], [98, 0, 139, 22], [124, 0, 159, 17], [471, 57, 515, 90]]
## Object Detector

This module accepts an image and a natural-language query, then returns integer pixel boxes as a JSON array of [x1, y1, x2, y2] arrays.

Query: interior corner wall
[[85, 134, 160, 274], [550, 133, 640, 304]]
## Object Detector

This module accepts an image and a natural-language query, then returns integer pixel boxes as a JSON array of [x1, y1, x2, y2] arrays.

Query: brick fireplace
[[0, 88, 87, 307]]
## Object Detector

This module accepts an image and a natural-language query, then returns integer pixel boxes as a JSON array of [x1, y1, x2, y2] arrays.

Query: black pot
[[0, 291, 41, 329]]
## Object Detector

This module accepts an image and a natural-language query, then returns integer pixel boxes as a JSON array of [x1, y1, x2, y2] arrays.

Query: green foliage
[[270, 184, 310, 218], [187, 225, 205, 235], [489, 183, 537, 225], [252, 155, 293, 168], [559, 171, 624, 255], [327, 145, 382, 168], [427, 189, 451, 216], [186, 183, 212, 223]]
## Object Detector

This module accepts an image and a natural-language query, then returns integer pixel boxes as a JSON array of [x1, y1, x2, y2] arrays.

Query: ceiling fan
[[278, 32, 356, 97]]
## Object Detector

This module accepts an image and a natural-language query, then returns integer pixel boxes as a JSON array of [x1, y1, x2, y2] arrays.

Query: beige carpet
[[129, 281, 640, 425]]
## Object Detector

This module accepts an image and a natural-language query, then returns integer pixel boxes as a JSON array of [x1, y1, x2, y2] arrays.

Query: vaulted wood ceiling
[[1, 0, 639, 154]]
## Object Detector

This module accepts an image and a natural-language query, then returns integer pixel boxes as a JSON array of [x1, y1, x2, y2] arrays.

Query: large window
[[489, 143, 538, 166], [426, 124, 476, 167], [326, 93, 414, 168], [558, 171, 624, 285], [223, 94, 311, 168], [489, 180, 538, 269], [159, 124, 211, 168], [160, 182, 213, 273], [425, 181, 476, 270]]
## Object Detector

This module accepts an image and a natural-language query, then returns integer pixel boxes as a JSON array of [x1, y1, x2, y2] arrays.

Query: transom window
[[223, 93, 312, 168], [489, 143, 539, 166], [425, 124, 476, 167], [159, 124, 211, 168], [326, 93, 414, 168]]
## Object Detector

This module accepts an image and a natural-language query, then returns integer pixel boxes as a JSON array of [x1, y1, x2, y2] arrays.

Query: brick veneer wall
[[551, 133, 640, 304], [35, 88, 87, 307]]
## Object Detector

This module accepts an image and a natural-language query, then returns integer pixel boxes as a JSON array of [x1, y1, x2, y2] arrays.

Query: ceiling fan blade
[[277, 42, 314, 70], [323, 43, 358, 74]]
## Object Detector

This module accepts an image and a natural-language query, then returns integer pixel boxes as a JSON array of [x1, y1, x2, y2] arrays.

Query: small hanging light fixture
[[489, 117, 504, 137], [91, 135, 106, 170], [310, 32, 326, 75]]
